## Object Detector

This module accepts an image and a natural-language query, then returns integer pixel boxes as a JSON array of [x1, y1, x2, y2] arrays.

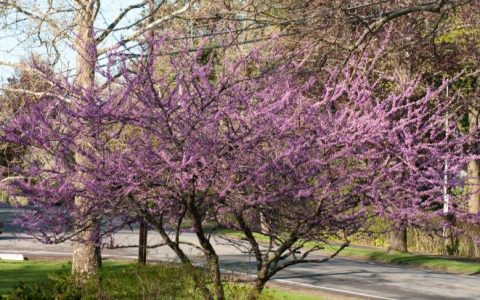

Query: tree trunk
[[467, 160, 480, 214], [138, 218, 148, 265], [186, 193, 224, 300], [468, 110, 480, 214], [71, 0, 101, 276], [389, 225, 407, 253], [250, 265, 269, 300], [72, 220, 102, 274], [208, 255, 224, 300]]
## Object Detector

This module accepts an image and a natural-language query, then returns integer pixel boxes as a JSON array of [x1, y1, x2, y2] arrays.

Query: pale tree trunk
[[468, 110, 480, 214], [468, 110, 480, 257], [389, 225, 407, 253], [71, 0, 101, 276]]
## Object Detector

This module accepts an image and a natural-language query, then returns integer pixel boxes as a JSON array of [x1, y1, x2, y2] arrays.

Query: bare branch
[[97, 1, 190, 55], [0, 86, 78, 103], [0, 1, 73, 42], [353, 0, 450, 49], [95, 1, 149, 44], [0, 87, 50, 98]]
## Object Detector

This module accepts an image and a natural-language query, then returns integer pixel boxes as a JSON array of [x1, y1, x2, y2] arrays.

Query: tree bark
[[71, 0, 101, 276], [389, 225, 408, 253]]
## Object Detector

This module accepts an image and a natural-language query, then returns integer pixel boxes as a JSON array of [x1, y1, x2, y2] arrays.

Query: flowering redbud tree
[[1, 35, 479, 299], [214, 57, 480, 291]]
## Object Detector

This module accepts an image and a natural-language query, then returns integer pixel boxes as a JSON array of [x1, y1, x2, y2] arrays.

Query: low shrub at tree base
[[6, 263, 201, 300]]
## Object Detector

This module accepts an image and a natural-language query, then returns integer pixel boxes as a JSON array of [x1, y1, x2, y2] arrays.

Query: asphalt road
[[1, 204, 479, 300]]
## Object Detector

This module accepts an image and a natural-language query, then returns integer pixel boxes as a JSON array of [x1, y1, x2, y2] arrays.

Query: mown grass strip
[[218, 229, 480, 275], [322, 245, 480, 275]]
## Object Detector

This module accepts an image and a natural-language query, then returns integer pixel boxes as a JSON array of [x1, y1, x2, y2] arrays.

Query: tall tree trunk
[[468, 110, 480, 214], [389, 225, 407, 253], [71, 0, 101, 276]]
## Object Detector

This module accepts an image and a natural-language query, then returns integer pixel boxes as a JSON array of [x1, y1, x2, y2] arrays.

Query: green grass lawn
[[0, 260, 67, 297], [0, 260, 324, 299], [218, 229, 480, 275]]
